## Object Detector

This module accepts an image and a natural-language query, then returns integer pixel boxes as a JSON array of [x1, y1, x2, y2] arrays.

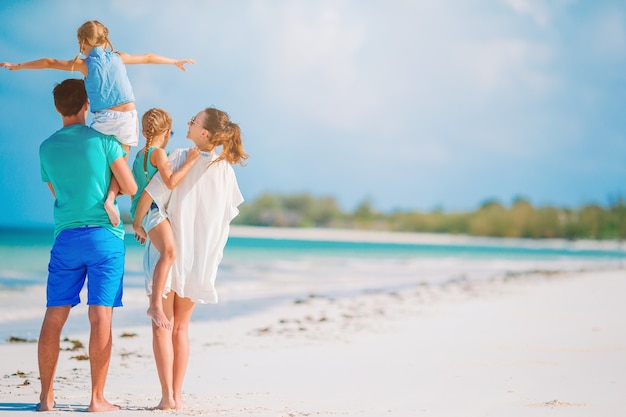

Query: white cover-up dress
[[143, 148, 243, 304]]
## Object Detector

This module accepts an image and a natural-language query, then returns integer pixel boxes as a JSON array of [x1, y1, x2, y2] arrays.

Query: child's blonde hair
[[77, 20, 114, 52], [71, 20, 114, 72], [141, 108, 173, 179]]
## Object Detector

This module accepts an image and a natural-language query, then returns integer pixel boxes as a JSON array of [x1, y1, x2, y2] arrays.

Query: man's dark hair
[[53, 79, 88, 116]]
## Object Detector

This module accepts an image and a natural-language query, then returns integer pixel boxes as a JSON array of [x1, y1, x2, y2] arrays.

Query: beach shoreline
[[2, 266, 625, 416], [228, 225, 626, 252]]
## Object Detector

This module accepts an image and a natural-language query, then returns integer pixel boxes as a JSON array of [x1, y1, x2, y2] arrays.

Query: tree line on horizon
[[232, 192, 626, 241]]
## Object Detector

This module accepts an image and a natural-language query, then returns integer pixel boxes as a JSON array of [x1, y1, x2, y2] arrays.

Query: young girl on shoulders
[[1, 20, 195, 227], [130, 108, 200, 330]]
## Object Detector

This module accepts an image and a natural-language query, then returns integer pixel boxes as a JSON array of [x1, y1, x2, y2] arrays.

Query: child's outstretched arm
[[117, 52, 195, 71], [1, 58, 87, 75]]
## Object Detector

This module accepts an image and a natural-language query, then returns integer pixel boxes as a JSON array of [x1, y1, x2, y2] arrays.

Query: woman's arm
[[1, 58, 87, 75], [151, 147, 201, 190], [132, 191, 153, 244], [117, 52, 195, 71]]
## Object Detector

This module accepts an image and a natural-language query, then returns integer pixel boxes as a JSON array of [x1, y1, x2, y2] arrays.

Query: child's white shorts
[[91, 109, 139, 147], [142, 206, 168, 234]]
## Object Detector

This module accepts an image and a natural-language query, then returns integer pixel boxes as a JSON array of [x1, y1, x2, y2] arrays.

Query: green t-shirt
[[40, 124, 126, 239], [129, 146, 162, 221]]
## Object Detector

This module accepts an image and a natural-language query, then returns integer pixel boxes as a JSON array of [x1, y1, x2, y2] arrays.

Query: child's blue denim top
[[84, 46, 135, 112]]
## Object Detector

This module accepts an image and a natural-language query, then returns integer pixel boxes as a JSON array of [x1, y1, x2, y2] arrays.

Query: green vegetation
[[234, 193, 626, 240]]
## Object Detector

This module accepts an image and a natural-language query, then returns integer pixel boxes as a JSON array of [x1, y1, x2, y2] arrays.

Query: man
[[37, 78, 137, 412]]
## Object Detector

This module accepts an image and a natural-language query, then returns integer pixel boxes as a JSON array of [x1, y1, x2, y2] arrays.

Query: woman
[[130, 108, 200, 331], [133, 107, 248, 410]]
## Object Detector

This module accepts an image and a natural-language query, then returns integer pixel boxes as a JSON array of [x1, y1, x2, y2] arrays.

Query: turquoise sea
[[0, 226, 624, 343]]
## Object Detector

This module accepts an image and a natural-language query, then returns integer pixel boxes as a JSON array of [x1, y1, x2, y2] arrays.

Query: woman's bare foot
[[104, 200, 120, 227], [174, 398, 189, 410], [88, 399, 120, 412], [155, 397, 176, 410], [35, 399, 56, 412], [147, 306, 172, 330]]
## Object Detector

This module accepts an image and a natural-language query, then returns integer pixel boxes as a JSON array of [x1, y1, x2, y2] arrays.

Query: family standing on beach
[[1, 20, 248, 412]]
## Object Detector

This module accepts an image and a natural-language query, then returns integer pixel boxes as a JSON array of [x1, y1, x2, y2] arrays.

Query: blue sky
[[1, 0, 625, 228]]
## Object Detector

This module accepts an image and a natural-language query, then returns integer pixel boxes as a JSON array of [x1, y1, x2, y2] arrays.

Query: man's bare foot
[[147, 306, 172, 330], [88, 399, 120, 412], [104, 200, 120, 227]]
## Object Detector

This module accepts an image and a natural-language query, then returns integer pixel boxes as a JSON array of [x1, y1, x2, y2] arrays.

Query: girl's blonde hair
[[77, 20, 114, 52], [141, 108, 172, 179], [200, 108, 249, 166], [72, 20, 114, 71]]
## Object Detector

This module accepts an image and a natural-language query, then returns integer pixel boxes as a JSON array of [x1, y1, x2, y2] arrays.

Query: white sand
[[2, 265, 625, 416]]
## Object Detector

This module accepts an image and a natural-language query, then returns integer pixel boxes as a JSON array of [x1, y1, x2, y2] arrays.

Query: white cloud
[[593, 9, 626, 59], [459, 38, 556, 95], [252, 3, 374, 132], [506, 0, 551, 26]]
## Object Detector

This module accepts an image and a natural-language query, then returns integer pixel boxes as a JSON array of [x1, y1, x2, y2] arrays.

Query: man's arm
[[46, 183, 56, 198], [110, 157, 137, 196]]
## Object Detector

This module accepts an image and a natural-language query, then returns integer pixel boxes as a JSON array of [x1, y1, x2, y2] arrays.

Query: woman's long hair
[[200, 108, 248, 166]]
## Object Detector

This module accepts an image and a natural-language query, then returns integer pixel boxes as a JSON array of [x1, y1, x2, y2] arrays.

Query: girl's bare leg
[[104, 145, 129, 227], [147, 219, 176, 330]]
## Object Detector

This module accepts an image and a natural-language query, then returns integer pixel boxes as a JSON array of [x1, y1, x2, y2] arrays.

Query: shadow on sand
[[0, 403, 86, 412]]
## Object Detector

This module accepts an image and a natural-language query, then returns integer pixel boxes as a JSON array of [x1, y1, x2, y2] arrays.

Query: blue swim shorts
[[47, 227, 125, 308]]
